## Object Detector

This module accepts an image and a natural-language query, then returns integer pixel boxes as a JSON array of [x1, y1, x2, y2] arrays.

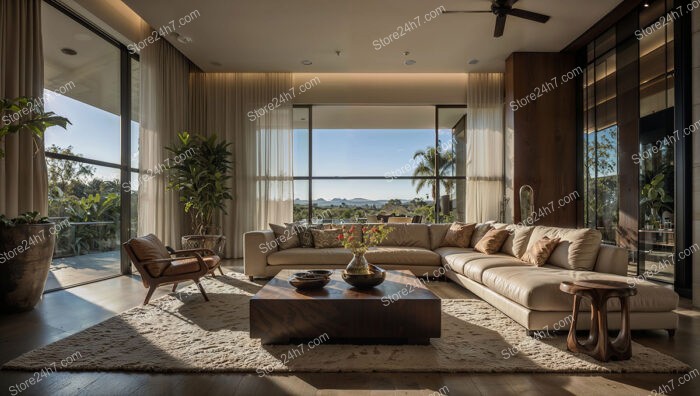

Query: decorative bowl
[[341, 265, 386, 289], [307, 270, 333, 278], [289, 271, 331, 290]]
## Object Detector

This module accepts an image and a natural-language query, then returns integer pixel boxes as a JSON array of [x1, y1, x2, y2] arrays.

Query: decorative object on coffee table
[[338, 224, 392, 276], [559, 280, 638, 362], [288, 270, 331, 290], [251, 269, 440, 344], [341, 264, 386, 289]]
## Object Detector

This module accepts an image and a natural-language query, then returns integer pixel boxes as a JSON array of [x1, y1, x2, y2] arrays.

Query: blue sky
[[44, 92, 447, 201]]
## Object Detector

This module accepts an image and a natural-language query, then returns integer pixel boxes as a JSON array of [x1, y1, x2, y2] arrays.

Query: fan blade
[[494, 14, 506, 37], [444, 10, 493, 13], [506, 8, 550, 23], [507, 0, 520, 6]]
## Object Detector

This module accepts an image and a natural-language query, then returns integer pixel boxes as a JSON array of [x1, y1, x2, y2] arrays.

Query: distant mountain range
[[294, 198, 433, 207]]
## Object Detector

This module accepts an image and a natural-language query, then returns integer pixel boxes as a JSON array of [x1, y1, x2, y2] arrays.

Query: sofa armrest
[[594, 244, 628, 276], [244, 230, 277, 278]]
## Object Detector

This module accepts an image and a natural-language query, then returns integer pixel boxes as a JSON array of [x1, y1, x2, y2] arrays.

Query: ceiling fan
[[445, 0, 551, 38]]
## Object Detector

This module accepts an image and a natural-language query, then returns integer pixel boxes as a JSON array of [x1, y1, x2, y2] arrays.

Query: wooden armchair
[[123, 234, 223, 305]]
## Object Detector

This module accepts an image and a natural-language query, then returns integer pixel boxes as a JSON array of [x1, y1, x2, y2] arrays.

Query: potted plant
[[0, 97, 70, 312], [640, 172, 673, 230], [166, 131, 233, 255]]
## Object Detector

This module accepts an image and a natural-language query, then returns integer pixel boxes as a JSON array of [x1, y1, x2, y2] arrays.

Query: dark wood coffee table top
[[253, 269, 438, 301], [250, 269, 441, 344]]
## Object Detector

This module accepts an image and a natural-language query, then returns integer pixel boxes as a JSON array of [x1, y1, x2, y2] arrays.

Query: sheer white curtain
[[190, 73, 294, 258], [138, 22, 192, 247], [465, 73, 505, 222]]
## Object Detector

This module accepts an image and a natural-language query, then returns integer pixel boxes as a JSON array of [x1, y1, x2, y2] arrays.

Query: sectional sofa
[[244, 222, 678, 333]]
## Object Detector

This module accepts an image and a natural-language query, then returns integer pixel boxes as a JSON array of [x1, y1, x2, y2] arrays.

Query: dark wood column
[[505, 52, 577, 226]]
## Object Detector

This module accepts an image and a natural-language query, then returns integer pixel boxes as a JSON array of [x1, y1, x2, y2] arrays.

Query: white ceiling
[[121, 0, 622, 72]]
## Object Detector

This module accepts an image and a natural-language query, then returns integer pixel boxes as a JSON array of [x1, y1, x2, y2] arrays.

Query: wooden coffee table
[[250, 269, 441, 345]]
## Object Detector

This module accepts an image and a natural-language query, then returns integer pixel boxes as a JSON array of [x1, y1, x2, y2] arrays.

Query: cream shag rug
[[2, 273, 689, 374]]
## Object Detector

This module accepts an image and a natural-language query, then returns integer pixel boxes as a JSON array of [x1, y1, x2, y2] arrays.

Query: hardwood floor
[[0, 260, 698, 396]]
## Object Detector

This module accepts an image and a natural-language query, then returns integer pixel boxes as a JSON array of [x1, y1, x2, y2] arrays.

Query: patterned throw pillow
[[440, 222, 476, 248], [474, 229, 511, 255], [269, 223, 301, 250], [521, 236, 561, 266], [310, 228, 343, 249], [285, 223, 321, 248]]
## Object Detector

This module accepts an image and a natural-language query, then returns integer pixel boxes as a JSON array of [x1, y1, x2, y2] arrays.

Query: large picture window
[[41, 1, 139, 290], [293, 106, 467, 224]]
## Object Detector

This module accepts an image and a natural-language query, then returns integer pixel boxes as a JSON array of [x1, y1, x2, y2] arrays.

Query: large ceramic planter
[[0, 223, 56, 313], [181, 234, 226, 256]]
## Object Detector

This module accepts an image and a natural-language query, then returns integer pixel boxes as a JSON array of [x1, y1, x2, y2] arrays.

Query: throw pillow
[[269, 223, 301, 250], [474, 229, 511, 255], [440, 222, 476, 248], [521, 236, 561, 266], [310, 228, 343, 249], [285, 223, 321, 248], [470, 222, 493, 247]]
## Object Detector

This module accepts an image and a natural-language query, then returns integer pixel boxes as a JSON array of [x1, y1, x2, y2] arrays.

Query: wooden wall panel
[[505, 52, 578, 227]]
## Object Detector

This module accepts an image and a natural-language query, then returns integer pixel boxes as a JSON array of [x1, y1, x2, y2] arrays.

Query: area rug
[[2, 273, 689, 374]]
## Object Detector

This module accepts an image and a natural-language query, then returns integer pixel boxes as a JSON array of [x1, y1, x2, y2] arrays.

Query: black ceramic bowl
[[341, 265, 386, 289], [307, 270, 333, 278], [289, 272, 329, 290]]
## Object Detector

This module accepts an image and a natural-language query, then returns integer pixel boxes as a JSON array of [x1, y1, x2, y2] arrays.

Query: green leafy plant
[[166, 131, 233, 235], [640, 172, 673, 228], [0, 211, 50, 226], [1, 97, 71, 158], [412, 143, 455, 200]]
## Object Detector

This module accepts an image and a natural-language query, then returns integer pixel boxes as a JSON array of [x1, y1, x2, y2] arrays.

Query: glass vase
[[345, 252, 371, 275]]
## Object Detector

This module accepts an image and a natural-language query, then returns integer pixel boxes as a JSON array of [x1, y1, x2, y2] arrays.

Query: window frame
[[43, 0, 140, 280], [292, 105, 467, 224]]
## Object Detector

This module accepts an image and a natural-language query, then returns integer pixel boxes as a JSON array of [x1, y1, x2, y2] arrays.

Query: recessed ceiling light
[[210, 61, 222, 67], [402, 51, 410, 56], [643, 2, 650, 7], [176, 35, 193, 44], [60, 48, 77, 56], [404, 59, 416, 66], [468, 58, 479, 65], [301, 60, 313, 65]]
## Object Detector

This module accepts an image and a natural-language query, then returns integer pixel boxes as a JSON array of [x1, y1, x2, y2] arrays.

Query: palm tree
[[411, 144, 456, 200]]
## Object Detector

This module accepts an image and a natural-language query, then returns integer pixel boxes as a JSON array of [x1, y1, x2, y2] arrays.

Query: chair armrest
[[244, 230, 276, 277]]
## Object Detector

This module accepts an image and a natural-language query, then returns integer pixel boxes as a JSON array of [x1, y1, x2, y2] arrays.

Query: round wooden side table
[[559, 280, 638, 362]]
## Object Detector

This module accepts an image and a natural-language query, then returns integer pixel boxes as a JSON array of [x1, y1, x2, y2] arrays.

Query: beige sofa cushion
[[481, 265, 678, 312], [378, 224, 431, 249], [492, 223, 534, 258], [434, 247, 483, 269], [268, 248, 352, 265], [365, 247, 440, 266], [470, 222, 493, 247], [450, 254, 529, 284], [429, 224, 451, 250], [528, 226, 602, 271]]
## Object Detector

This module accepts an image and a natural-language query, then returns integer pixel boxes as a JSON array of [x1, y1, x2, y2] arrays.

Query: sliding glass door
[[41, 1, 139, 290]]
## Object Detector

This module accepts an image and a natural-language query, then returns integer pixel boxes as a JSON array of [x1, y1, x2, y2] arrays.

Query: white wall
[[692, 8, 700, 308], [292, 73, 467, 105]]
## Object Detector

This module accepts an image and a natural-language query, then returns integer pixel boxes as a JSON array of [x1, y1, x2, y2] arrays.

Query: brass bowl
[[341, 265, 386, 289]]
